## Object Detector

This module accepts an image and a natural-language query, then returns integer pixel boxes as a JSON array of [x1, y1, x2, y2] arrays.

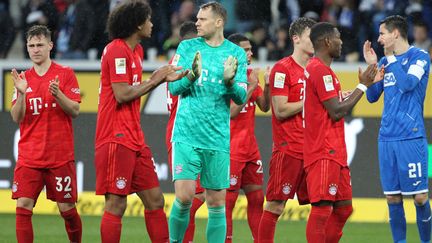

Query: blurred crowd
[[1, 0, 432, 62]]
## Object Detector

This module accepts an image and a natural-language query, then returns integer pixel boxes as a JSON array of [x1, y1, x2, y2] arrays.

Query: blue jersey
[[366, 46, 430, 141]]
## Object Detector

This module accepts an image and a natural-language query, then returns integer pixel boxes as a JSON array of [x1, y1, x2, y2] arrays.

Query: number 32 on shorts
[[55, 176, 72, 192]]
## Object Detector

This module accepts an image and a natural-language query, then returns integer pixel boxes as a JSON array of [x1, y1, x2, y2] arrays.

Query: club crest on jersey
[[230, 175, 238, 186], [116, 177, 127, 190], [328, 183, 338, 196], [115, 58, 126, 74], [282, 183, 292, 195], [12, 181, 18, 193], [323, 75, 334, 91], [383, 72, 396, 87], [274, 72, 285, 88], [175, 164, 183, 174]]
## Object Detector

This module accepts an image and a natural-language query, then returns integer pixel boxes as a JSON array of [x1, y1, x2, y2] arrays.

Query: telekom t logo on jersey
[[29, 97, 56, 115]]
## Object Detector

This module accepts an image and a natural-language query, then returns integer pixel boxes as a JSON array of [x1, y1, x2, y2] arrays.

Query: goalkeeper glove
[[224, 55, 238, 87], [186, 51, 202, 82]]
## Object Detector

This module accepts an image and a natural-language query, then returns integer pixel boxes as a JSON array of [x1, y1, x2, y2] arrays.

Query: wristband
[[356, 83, 368, 93]]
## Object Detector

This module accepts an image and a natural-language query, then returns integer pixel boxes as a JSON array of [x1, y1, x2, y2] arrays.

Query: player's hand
[[165, 69, 189, 82], [263, 66, 271, 86], [149, 65, 181, 84], [358, 64, 378, 87], [224, 55, 238, 87], [248, 68, 259, 91], [11, 69, 28, 94], [363, 41, 377, 65], [49, 75, 63, 97], [374, 64, 385, 82], [186, 51, 202, 82]]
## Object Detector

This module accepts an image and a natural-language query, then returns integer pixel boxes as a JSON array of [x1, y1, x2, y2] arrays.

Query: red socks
[[60, 207, 82, 243], [257, 210, 279, 243], [144, 208, 169, 243], [306, 205, 332, 243], [325, 205, 353, 243], [246, 190, 264, 241], [225, 191, 239, 243], [183, 197, 205, 243], [16, 207, 33, 243], [101, 211, 122, 243]]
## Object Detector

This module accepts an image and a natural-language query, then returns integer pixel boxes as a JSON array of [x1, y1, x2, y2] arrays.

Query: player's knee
[[386, 195, 402, 204], [413, 193, 429, 205], [16, 198, 34, 210], [105, 196, 127, 216], [147, 194, 165, 210], [265, 201, 286, 215]]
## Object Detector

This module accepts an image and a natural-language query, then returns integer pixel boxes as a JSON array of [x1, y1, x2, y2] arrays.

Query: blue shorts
[[378, 138, 428, 195]]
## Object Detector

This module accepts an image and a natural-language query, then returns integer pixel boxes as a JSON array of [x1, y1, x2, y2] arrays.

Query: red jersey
[[95, 39, 146, 151], [230, 69, 262, 162], [270, 56, 305, 159], [303, 57, 347, 167], [12, 62, 81, 168]]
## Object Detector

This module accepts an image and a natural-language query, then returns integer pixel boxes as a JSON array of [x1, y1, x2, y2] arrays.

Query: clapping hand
[[363, 41, 377, 65], [358, 64, 379, 87], [224, 55, 238, 87], [186, 51, 202, 82], [49, 76, 62, 97], [11, 69, 28, 95]]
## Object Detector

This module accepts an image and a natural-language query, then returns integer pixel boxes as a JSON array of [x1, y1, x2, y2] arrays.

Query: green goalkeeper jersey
[[168, 37, 247, 152]]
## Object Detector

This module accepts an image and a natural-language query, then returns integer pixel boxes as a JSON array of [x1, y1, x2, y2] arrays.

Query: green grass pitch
[[0, 213, 420, 242]]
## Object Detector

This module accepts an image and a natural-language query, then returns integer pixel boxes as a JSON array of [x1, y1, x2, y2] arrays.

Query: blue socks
[[415, 200, 431, 243], [388, 202, 406, 243]]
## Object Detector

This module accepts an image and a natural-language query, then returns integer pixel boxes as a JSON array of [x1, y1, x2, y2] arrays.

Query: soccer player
[[225, 33, 270, 243], [304, 22, 379, 242], [165, 21, 205, 243], [11, 25, 82, 243], [257, 17, 316, 243], [363, 15, 431, 243], [168, 2, 247, 242], [94, 1, 187, 243]]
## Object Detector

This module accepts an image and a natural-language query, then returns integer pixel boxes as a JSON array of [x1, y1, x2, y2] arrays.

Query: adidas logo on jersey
[[26, 87, 32, 93], [64, 193, 72, 199]]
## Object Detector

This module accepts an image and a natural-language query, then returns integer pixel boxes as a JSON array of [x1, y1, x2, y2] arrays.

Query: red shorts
[[95, 143, 160, 195], [12, 161, 78, 203], [305, 159, 352, 204], [266, 151, 309, 204], [167, 142, 204, 194], [228, 159, 264, 191]]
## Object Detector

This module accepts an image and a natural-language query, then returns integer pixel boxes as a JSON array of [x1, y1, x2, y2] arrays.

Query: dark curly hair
[[107, 0, 152, 40]]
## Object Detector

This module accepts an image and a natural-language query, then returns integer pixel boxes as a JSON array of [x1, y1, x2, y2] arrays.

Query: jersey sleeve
[[63, 68, 81, 103], [391, 49, 430, 93], [106, 46, 130, 83], [269, 63, 290, 97], [311, 65, 338, 102], [168, 40, 194, 96]]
